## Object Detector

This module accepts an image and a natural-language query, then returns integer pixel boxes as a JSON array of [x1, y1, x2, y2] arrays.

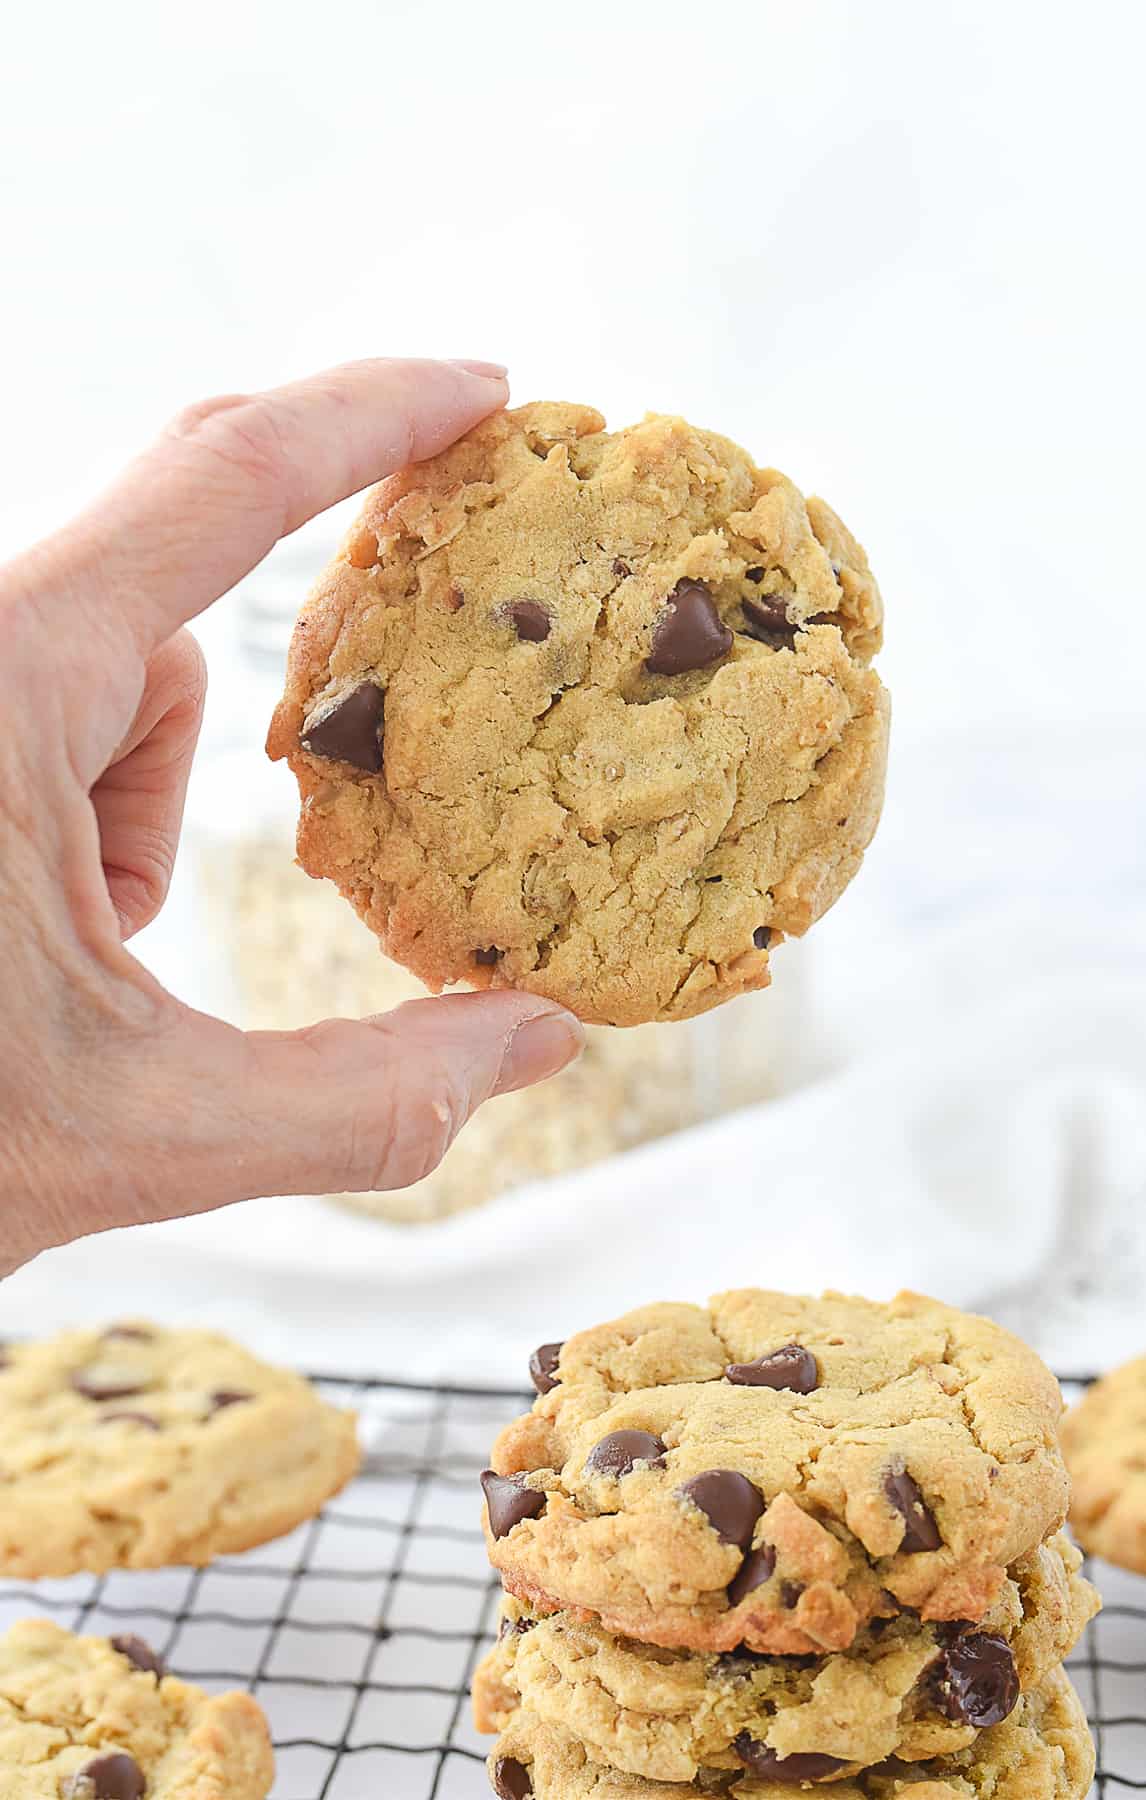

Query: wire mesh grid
[[0, 1371, 1141, 1797]]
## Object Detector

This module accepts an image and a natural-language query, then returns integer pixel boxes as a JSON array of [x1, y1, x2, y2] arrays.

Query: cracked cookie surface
[[0, 1324, 360, 1577], [474, 1535, 1097, 1780], [267, 402, 889, 1026], [0, 1618, 272, 1797], [486, 1666, 1094, 1797], [1061, 1355, 1146, 1573], [482, 1292, 1069, 1654]]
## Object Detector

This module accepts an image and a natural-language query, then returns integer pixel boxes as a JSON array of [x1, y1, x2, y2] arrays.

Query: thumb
[[152, 990, 585, 1210]]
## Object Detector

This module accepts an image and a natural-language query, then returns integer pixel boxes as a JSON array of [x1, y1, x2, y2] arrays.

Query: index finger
[[28, 357, 509, 657]]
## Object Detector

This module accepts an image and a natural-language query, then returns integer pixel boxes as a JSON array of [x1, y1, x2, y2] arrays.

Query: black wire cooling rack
[[0, 1372, 1141, 1798]]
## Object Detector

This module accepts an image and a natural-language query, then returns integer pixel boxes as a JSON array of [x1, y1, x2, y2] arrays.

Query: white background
[[2, 1, 1145, 1375]]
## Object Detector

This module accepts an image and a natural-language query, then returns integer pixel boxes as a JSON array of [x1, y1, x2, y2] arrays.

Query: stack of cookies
[[475, 1290, 1099, 1797]]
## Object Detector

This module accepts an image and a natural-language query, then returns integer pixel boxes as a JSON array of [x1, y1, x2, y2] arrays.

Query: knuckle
[[165, 392, 288, 494], [358, 1052, 471, 1194]]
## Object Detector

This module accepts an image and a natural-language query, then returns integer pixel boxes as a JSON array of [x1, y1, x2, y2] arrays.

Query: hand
[[0, 358, 584, 1276]]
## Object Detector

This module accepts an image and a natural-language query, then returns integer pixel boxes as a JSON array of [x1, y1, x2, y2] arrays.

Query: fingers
[[115, 991, 584, 1220], [25, 357, 508, 658], [91, 628, 207, 938]]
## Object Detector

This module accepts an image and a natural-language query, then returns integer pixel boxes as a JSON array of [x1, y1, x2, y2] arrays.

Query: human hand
[[0, 358, 584, 1276]]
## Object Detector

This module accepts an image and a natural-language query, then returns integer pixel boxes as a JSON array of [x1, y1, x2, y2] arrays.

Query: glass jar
[[182, 539, 789, 1224]]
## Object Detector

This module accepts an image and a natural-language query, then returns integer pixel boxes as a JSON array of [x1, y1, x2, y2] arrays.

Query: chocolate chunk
[[752, 926, 771, 950], [585, 1429, 666, 1478], [65, 1752, 146, 1799], [208, 1390, 253, 1415], [932, 1632, 1019, 1727], [733, 1735, 845, 1781], [727, 1544, 776, 1606], [70, 1370, 147, 1403], [111, 1634, 167, 1679], [745, 566, 765, 582], [301, 682, 384, 772], [884, 1466, 941, 1553], [678, 1470, 764, 1549], [725, 1343, 818, 1393], [645, 580, 733, 676], [507, 600, 551, 642], [474, 946, 501, 966], [528, 1342, 563, 1395], [98, 1412, 160, 1431], [742, 594, 796, 639], [491, 1756, 532, 1799], [780, 1580, 805, 1608], [498, 1614, 536, 1641], [101, 1325, 154, 1342], [481, 1470, 545, 1539], [611, 558, 631, 578]]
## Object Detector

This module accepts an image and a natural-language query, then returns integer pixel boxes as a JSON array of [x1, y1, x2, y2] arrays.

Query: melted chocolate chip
[[752, 926, 771, 950], [745, 566, 765, 582], [585, 1429, 666, 1478], [71, 1371, 147, 1403], [528, 1342, 563, 1395], [645, 580, 733, 676], [727, 1544, 776, 1606], [474, 946, 501, 966], [101, 1326, 154, 1342], [884, 1466, 941, 1553], [678, 1470, 765, 1549], [98, 1412, 160, 1431], [725, 1343, 818, 1392], [66, 1752, 146, 1799], [741, 594, 796, 639], [111, 1634, 167, 1679], [491, 1756, 532, 1799], [208, 1390, 253, 1415], [507, 601, 551, 642], [498, 1614, 537, 1641], [732, 1735, 846, 1782], [932, 1632, 1019, 1727], [780, 1580, 805, 1608], [611, 558, 631, 578], [481, 1470, 545, 1539], [301, 682, 384, 772]]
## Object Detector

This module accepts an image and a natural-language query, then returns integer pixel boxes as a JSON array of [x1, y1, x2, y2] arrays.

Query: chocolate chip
[[498, 1614, 537, 1640], [528, 1342, 563, 1395], [507, 601, 551, 642], [752, 926, 771, 950], [111, 1634, 166, 1679], [678, 1470, 765, 1549], [490, 1756, 532, 1799], [611, 558, 631, 578], [65, 1752, 146, 1799], [725, 1343, 818, 1393], [645, 580, 733, 676], [101, 1326, 154, 1342], [208, 1390, 253, 1415], [727, 1544, 776, 1606], [932, 1632, 1019, 1727], [98, 1412, 160, 1431], [884, 1466, 941, 1553], [585, 1429, 666, 1478], [745, 566, 765, 582], [742, 594, 796, 639], [474, 946, 501, 966], [481, 1470, 545, 1539], [732, 1735, 845, 1781], [301, 682, 384, 772], [780, 1580, 805, 1608], [70, 1371, 147, 1403]]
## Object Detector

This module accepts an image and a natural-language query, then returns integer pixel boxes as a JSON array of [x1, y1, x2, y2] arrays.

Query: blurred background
[[2, 0, 1144, 1376]]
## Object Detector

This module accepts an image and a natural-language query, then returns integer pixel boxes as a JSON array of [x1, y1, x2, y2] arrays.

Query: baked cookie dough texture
[[0, 1324, 360, 1577], [1062, 1352, 1146, 1574], [0, 1619, 272, 1798], [269, 403, 889, 1026]]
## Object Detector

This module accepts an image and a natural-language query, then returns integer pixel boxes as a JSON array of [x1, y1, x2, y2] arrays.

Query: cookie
[[482, 1291, 1069, 1654], [474, 1534, 1097, 1781], [267, 402, 889, 1027], [1061, 1353, 1146, 1571], [0, 1618, 272, 1797], [486, 1667, 1093, 1798], [0, 1324, 360, 1576]]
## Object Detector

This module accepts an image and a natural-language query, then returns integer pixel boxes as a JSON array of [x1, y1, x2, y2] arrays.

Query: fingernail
[[448, 358, 509, 380], [496, 1008, 585, 1094]]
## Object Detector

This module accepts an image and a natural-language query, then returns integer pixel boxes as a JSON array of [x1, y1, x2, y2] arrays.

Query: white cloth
[[4, 727, 1145, 1383]]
